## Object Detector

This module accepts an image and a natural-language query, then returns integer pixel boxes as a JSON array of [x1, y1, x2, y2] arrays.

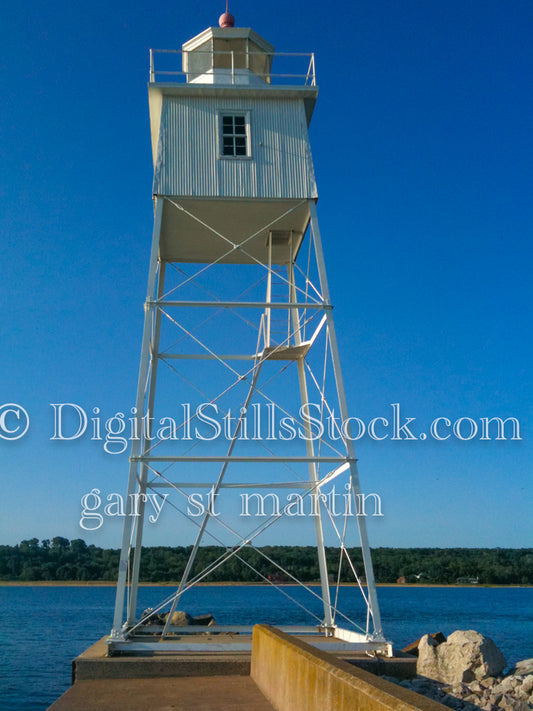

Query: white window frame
[[218, 111, 252, 159]]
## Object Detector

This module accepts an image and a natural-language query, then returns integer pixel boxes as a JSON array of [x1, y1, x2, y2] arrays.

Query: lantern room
[[182, 26, 274, 86]]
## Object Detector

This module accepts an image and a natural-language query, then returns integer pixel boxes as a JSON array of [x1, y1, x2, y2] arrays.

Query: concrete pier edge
[[251, 624, 447, 711]]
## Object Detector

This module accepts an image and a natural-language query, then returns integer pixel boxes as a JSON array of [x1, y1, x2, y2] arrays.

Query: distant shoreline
[[0, 581, 530, 588]]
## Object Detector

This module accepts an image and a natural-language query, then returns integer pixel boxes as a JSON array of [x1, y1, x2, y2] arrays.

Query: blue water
[[0, 585, 531, 710]]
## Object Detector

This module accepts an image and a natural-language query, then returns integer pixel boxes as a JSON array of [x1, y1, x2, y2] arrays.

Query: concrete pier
[[71, 637, 252, 681], [48, 676, 275, 711], [48, 626, 437, 710]]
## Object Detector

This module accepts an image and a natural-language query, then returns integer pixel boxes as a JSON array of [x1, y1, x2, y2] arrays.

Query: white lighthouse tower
[[109, 10, 390, 656]]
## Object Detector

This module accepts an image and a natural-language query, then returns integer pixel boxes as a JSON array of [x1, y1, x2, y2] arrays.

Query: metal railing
[[149, 49, 316, 87]]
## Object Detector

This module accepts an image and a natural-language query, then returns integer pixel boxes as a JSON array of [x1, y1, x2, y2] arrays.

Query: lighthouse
[[109, 11, 389, 656]]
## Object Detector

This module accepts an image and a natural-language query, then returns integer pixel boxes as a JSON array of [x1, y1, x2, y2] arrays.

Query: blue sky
[[0, 0, 531, 549]]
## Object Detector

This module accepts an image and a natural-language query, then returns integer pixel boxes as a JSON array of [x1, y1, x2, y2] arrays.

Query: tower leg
[[296, 358, 334, 628], [111, 198, 163, 637], [289, 258, 333, 628], [126, 261, 166, 625], [308, 199, 384, 639]]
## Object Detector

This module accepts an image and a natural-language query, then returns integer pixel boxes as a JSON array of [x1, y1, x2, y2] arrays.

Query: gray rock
[[463, 693, 481, 705], [494, 676, 518, 694], [515, 658, 533, 675], [164, 610, 193, 626], [499, 694, 529, 711], [452, 683, 471, 697], [431, 688, 446, 700], [417, 630, 507, 685], [521, 674, 533, 694], [467, 681, 483, 694], [497, 693, 514, 709], [516, 687, 532, 702], [411, 678, 433, 689], [417, 635, 441, 680], [381, 675, 400, 684], [403, 631, 447, 657]]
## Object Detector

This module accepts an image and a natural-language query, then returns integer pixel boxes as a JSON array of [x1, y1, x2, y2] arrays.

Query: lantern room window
[[220, 113, 250, 157]]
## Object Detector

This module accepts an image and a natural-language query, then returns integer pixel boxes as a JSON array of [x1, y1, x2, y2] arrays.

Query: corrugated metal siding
[[153, 96, 317, 199]]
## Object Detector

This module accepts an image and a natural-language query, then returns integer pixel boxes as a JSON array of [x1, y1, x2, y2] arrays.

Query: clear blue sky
[[0, 0, 531, 549]]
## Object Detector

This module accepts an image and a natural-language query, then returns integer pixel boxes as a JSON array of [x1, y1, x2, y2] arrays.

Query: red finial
[[219, 2, 235, 28]]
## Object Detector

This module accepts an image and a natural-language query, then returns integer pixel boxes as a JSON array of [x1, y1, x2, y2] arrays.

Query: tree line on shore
[[0, 538, 531, 585]]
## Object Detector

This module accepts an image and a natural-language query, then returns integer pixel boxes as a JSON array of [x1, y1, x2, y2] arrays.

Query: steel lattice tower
[[108, 15, 390, 657]]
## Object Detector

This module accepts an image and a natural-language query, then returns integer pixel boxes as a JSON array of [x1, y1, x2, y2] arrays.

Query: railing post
[[312, 53, 316, 86], [149, 49, 154, 83], [231, 50, 235, 84], [305, 54, 312, 86]]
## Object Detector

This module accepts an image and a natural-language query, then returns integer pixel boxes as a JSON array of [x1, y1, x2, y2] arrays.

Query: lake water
[[0, 585, 531, 710]]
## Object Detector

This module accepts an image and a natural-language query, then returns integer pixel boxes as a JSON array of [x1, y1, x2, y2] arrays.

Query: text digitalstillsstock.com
[[0, 402, 522, 450]]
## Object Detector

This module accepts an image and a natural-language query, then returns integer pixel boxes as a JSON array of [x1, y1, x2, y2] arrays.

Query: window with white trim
[[220, 113, 249, 157]]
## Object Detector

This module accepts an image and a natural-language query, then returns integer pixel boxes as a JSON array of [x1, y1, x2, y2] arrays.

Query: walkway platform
[[48, 676, 275, 711]]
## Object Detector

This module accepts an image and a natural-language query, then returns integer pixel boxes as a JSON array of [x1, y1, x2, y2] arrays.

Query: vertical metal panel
[[153, 95, 318, 199]]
